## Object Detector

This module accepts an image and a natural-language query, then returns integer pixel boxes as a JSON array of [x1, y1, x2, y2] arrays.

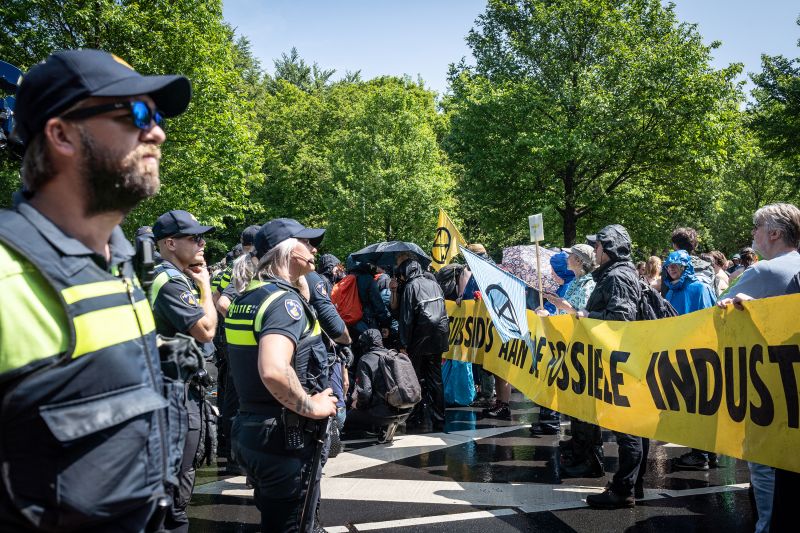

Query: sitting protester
[[348, 329, 413, 443]]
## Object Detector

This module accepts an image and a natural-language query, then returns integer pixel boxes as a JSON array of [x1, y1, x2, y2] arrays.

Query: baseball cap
[[153, 210, 214, 240], [13, 49, 191, 149], [254, 218, 325, 259], [240, 224, 261, 246]]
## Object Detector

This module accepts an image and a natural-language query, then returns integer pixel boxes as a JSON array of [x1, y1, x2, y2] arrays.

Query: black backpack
[[378, 349, 422, 409], [637, 279, 678, 320], [435, 263, 465, 301]]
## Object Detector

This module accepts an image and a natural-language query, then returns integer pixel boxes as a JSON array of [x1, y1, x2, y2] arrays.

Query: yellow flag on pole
[[431, 209, 466, 271]]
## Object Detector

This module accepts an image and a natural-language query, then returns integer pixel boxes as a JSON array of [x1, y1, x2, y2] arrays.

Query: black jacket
[[346, 255, 391, 328], [353, 329, 405, 419], [397, 259, 450, 354], [585, 225, 640, 322]]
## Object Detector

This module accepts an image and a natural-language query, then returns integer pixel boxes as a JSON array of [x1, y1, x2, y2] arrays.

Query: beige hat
[[562, 243, 596, 270], [467, 243, 487, 255]]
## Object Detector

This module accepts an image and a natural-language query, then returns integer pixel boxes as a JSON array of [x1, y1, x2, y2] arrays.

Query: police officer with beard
[[0, 49, 190, 531], [225, 218, 337, 532]]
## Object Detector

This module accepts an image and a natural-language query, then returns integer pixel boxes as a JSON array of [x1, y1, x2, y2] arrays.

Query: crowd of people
[[1, 48, 798, 533]]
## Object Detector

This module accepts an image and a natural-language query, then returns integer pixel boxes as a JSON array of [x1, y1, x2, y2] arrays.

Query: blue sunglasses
[[61, 100, 164, 130]]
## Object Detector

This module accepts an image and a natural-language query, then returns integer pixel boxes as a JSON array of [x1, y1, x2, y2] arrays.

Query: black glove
[[339, 345, 354, 368]]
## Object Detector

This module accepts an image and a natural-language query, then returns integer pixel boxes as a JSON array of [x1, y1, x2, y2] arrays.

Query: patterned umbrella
[[501, 245, 560, 294]]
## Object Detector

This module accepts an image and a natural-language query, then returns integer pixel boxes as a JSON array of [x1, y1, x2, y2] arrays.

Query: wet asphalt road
[[189, 391, 755, 532]]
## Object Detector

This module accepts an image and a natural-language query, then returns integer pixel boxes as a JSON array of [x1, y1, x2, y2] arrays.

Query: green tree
[[0, 0, 264, 261], [256, 74, 456, 259], [749, 16, 800, 183], [444, 0, 742, 247]]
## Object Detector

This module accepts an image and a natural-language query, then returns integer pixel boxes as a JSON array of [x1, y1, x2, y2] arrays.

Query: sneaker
[[377, 423, 398, 444], [529, 424, 558, 436], [673, 452, 709, 471], [586, 487, 635, 509], [470, 398, 493, 408], [483, 402, 511, 420]]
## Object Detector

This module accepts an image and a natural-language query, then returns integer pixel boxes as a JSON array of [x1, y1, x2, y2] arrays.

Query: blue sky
[[222, 0, 800, 95]]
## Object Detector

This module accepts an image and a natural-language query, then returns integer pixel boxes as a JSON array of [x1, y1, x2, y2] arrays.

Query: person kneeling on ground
[[348, 329, 412, 443]]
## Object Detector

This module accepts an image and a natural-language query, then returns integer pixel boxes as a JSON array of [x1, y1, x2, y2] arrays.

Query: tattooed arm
[[257, 334, 338, 419]]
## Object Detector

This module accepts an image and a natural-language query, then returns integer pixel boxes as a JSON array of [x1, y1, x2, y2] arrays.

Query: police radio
[[134, 236, 156, 296]]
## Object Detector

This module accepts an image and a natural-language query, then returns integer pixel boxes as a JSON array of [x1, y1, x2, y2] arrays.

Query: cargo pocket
[[37, 384, 167, 529]]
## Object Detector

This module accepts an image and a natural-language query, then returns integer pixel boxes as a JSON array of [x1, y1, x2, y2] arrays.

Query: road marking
[[344, 508, 519, 531]]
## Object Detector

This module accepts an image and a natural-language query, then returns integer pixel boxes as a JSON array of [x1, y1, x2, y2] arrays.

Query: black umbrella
[[351, 241, 432, 269]]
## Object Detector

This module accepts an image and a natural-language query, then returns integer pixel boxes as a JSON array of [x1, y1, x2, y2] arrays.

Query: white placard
[[528, 213, 544, 242]]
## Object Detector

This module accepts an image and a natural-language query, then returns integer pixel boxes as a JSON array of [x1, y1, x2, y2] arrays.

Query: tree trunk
[[561, 163, 578, 246]]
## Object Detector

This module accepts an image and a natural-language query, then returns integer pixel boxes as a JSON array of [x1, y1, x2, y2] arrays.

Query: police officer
[[151, 210, 217, 532], [225, 218, 338, 532], [213, 224, 260, 473], [0, 49, 190, 531]]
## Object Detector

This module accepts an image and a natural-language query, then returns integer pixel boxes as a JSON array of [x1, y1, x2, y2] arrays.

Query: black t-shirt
[[152, 262, 204, 337], [227, 280, 330, 413]]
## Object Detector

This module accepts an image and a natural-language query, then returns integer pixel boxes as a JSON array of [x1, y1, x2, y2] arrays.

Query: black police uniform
[[0, 199, 172, 532], [216, 277, 241, 463], [226, 278, 329, 532], [150, 260, 209, 532]]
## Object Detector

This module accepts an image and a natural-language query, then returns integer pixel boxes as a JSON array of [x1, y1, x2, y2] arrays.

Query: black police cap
[[13, 49, 191, 149], [153, 210, 214, 240], [254, 218, 325, 259]]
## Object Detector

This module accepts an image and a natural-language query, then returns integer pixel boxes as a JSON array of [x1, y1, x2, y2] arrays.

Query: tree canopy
[[444, 0, 742, 248]]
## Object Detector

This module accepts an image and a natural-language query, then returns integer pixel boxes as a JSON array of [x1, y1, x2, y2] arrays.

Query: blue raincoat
[[663, 250, 716, 315]]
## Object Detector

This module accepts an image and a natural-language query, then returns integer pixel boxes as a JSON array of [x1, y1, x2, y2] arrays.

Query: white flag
[[461, 246, 531, 346]]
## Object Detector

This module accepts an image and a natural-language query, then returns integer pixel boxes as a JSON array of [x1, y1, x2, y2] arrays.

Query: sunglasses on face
[[61, 100, 164, 131], [170, 234, 205, 244]]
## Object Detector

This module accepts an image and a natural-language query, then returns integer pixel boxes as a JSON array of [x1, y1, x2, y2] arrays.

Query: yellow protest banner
[[431, 209, 466, 271], [445, 295, 800, 473]]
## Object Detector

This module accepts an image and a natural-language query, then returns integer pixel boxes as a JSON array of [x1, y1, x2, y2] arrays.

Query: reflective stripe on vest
[[150, 266, 197, 306], [64, 279, 156, 358], [225, 281, 321, 347]]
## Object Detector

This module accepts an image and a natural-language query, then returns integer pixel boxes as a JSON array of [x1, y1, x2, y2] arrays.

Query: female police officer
[[225, 218, 338, 532]]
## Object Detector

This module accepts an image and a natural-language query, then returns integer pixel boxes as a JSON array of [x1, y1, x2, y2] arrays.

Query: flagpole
[[535, 240, 544, 310]]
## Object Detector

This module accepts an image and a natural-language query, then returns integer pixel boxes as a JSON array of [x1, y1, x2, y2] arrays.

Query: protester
[[531, 244, 597, 437], [572, 225, 648, 508], [345, 254, 392, 339], [717, 203, 800, 533], [666, 227, 717, 295], [644, 255, 662, 291], [705, 250, 730, 296], [348, 329, 412, 443], [727, 253, 741, 274], [456, 244, 496, 408], [393, 254, 449, 429], [728, 247, 758, 284], [772, 269, 800, 532], [660, 250, 718, 470], [545, 250, 575, 314]]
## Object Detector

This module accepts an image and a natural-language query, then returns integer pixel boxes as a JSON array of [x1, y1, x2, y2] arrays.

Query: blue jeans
[[749, 462, 774, 533]]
